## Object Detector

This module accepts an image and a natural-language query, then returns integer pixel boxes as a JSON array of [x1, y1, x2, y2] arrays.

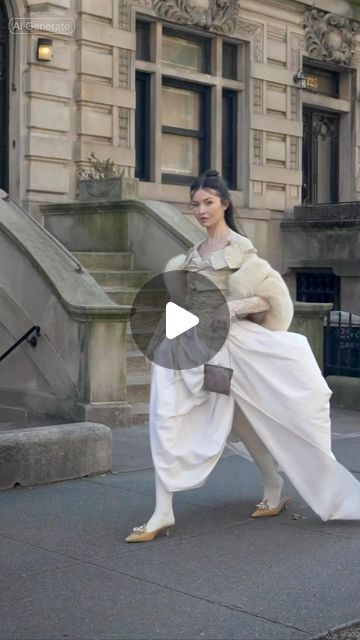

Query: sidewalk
[[0, 407, 359, 640]]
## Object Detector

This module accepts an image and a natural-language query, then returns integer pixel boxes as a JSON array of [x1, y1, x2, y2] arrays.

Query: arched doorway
[[0, 2, 8, 191]]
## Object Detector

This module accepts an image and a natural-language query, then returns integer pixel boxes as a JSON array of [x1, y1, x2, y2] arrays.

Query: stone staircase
[[41, 198, 205, 428], [73, 250, 153, 426]]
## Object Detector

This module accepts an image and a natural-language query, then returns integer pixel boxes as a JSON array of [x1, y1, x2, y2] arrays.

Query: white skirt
[[149, 320, 360, 521]]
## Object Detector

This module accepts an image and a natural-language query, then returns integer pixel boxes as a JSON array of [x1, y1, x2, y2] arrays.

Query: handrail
[[1, 192, 84, 273], [0, 326, 41, 363]]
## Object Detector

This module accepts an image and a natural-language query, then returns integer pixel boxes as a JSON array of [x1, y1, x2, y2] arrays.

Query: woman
[[125, 169, 360, 542]]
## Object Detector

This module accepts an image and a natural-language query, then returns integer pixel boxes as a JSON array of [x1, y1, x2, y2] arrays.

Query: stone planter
[[79, 176, 139, 202]]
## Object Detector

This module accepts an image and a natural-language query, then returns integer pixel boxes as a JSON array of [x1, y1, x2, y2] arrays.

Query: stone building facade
[[1, 0, 360, 309]]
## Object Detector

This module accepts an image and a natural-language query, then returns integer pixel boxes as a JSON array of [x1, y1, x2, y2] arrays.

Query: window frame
[[222, 41, 238, 81], [135, 71, 151, 182], [162, 26, 212, 75], [136, 19, 152, 62], [135, 18, 245, 190], [161, 77, 211, 185], [296, 269, 341, 309], [222, 88, 238, 190]]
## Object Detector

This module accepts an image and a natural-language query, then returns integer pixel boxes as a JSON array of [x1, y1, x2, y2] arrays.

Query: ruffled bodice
[[164, 229, 293, 331], [183, 245, 232, 308], [183, 229, 257, 304]]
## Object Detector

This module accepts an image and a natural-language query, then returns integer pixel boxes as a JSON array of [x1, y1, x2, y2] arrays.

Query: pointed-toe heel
[[251, 496, 292, 518], [124, 523, 174, 543]]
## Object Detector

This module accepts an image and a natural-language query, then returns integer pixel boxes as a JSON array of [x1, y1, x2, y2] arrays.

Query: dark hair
[[190, 169, 240, 234]]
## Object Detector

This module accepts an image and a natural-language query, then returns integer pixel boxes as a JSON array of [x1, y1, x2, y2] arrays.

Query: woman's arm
[[211, 297, 271, 331], [228, 296, 271, 324]]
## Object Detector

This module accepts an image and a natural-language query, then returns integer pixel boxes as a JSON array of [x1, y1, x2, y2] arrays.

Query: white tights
[[231, 404, 283, 508], [146, 471, 175, 531], [146, 404, 283, 531]]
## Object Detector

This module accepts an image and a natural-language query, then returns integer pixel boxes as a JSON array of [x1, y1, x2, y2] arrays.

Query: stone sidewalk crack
[[84, 557, 312, 637], [0, 530, 311, 637], [0, 547, 311, 638], [0, 530, 89, 566]]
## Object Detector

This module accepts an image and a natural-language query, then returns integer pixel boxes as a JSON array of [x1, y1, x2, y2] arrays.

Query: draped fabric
[[149, 238, 360, 521]]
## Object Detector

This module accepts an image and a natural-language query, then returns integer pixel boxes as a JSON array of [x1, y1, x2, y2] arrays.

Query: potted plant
[[78, 152, 139, 202]]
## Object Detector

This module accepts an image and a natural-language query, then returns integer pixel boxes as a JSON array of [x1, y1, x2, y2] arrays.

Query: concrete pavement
[[0, 407, 359, 640]]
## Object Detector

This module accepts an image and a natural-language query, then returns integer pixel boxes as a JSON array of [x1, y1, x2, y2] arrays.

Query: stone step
[[127, 349, 151, 375], [73, 252, 134, 270], [106, 287, 167, 307], [127, 374, 151, 404], [90, 269, 152, 289], [130, 403, 149, 426]]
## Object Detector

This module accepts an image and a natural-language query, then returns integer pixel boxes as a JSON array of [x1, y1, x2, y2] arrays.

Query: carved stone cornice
[[152, 0, 240, 35], [304, 9, 359, 66], [236, 18, 263, 62]]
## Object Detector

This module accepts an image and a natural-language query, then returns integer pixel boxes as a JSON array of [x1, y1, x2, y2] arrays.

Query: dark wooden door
[[302, 108, 339, 204]]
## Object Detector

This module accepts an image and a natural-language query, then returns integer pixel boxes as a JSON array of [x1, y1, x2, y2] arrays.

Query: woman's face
[[191, 188, 229, 229]]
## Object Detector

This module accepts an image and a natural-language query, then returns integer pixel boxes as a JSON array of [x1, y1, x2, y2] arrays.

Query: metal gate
[[324, 312, 360, 378]]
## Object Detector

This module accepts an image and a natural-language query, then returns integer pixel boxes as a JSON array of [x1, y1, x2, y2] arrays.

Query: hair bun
[[203, 169, 220, 178]]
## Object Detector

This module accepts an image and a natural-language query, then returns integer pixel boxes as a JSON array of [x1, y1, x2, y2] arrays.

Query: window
[[222, 90, 237, 189], [161, 80, 210, 183], [135, 22, 244, 188], [135, 72, 150, 181], [162, 29, 210, 73], [223, 42, 238, 80], [136, 20, 151, 61], [296, 270, 340, 309]]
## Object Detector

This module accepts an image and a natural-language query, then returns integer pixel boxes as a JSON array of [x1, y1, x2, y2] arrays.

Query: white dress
[[149, 244, 360, 521]]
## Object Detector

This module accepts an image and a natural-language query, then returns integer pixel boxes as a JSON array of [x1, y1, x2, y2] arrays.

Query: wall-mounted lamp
[[37, 38, 53, 62], [293, 69, 306, 89]]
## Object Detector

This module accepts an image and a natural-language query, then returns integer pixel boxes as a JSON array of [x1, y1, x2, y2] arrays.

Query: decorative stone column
[[290, 302, 333, 371]]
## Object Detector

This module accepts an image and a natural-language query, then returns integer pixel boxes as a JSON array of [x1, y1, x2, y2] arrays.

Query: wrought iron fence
[[324, 311, 360, 378]]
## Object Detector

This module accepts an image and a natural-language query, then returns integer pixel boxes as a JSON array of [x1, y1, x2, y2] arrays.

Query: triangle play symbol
[[165, 302, 199, 340]]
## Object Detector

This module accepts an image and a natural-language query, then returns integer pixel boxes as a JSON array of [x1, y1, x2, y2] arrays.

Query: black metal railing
[[324, 312, 360, 378], [0, 326, 41, 363]]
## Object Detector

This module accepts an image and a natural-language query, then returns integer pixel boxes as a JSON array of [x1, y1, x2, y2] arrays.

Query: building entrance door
[[302, 108, 339, 204], [0, 2, 8, 191]]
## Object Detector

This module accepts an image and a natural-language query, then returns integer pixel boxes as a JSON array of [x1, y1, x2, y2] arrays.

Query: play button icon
[[165, 302, 199, 339], [130, 270, 230, 370]]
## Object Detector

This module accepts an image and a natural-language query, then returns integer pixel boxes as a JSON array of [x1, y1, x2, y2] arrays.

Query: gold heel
[[251, 496, 292, 518], [125, 523, 175, 543]]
